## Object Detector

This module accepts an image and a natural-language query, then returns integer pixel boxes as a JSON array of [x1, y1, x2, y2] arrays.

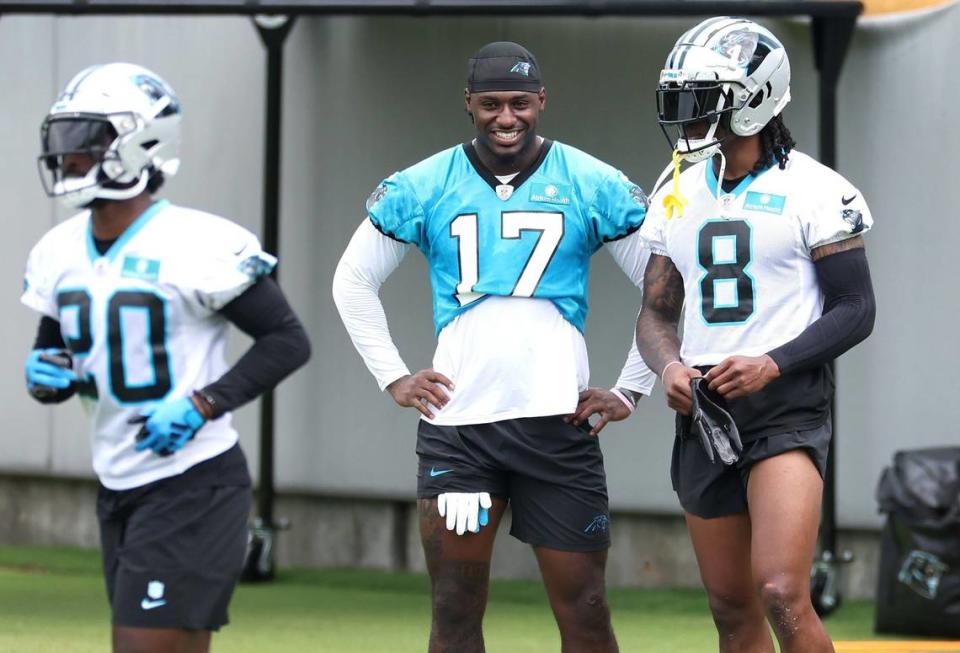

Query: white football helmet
[[657, 17, 791, 162], [38, 63, 181, 209]]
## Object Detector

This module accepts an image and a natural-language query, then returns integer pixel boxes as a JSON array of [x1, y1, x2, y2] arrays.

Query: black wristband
[[191, 389, 219, 420]]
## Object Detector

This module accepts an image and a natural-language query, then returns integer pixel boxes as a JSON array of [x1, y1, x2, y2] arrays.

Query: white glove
[[437, 492, 492, 535]]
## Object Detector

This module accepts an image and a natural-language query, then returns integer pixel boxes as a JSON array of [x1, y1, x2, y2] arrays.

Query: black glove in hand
[[689, 377, 742, 465]]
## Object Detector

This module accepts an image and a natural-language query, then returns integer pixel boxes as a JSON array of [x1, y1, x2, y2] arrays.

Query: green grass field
[[0, 544, 889, 652]]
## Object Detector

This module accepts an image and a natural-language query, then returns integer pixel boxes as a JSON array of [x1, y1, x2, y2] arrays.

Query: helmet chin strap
[[56, 166, 150, 210], [714, 149, 727, 201], [675, 119, 723, 164], [95, 173, 150, 201]]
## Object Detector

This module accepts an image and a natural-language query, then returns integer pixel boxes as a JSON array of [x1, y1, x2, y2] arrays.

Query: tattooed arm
[[810, 234, 864, 261], [635, 254, 683, 375], [636, 254, 701, 415]]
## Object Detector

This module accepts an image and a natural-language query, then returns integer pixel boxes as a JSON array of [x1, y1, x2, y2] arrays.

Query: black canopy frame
[[1, 0, 862, 601]]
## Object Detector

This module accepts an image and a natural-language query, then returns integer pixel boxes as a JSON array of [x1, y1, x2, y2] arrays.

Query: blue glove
[[130, 397, 206, 457], [25, 348, 77, 399]]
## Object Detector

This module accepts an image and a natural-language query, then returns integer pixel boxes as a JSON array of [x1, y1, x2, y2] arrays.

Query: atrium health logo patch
[[743, 191, 785, 215]]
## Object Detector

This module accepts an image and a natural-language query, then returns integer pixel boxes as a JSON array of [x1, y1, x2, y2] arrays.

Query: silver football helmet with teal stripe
[[657, 17, 791, 162]]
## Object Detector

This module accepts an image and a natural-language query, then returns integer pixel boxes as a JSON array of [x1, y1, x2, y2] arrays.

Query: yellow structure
[[863, 0, 957, 15], [835, 642, 960, 653]]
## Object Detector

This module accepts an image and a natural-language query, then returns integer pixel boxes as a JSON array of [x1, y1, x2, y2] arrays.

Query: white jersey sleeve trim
[[615, 336, 656, 396], [606, 232, 657, 395], [606, 230, 648, 286], [332, 219, 412, 391]]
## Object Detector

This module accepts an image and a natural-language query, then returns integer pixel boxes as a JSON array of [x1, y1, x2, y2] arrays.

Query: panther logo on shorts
[[583, 514, 610, 535]]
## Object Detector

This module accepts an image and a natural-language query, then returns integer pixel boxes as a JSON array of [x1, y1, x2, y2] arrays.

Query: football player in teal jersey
[[334, 42, 655, 652]]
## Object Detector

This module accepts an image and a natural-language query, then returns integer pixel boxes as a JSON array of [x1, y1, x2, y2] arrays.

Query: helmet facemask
[[38, 114, 146, 209], [657, 78, 738, 163]]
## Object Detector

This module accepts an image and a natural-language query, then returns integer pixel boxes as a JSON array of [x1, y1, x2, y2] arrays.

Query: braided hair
[[752, 114, 796, 174]]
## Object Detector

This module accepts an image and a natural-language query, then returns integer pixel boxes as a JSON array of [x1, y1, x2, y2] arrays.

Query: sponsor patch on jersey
[[529, 182, 571, 205], [121, 255, 160, 281], [743, 192, 786, 215]]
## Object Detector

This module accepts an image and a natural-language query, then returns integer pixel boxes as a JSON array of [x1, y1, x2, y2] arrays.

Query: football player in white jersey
[[334, 42, 655, 651], [22, 63, 311, 653], [635, 18, 876, 653]]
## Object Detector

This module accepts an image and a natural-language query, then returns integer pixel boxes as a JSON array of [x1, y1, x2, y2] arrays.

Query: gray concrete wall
[[1, 9, 958, 530], [0, 474, 882, 599]]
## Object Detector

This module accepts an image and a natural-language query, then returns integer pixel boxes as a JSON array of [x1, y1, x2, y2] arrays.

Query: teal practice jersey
[[366, 140, 648, 334]]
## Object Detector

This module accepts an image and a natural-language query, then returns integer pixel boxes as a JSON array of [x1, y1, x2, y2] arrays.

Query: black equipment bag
[[874, 447, 960, 636]]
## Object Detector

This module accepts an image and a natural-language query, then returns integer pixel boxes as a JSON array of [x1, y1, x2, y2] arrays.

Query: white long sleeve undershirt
[[332, 219, 656, 420]]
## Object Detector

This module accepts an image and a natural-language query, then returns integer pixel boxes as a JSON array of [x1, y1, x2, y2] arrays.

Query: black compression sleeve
[[767, 247, 876, 375], [31, 317, 76, 404], [200, 276, 311, 418], [35, 316, 67, 349]]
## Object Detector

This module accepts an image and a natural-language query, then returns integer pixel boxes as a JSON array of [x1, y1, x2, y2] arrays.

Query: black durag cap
[[466, 41, 543, 93]]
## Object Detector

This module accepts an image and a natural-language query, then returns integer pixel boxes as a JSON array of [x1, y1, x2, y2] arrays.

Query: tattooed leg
[[418, 497, 507, 653]]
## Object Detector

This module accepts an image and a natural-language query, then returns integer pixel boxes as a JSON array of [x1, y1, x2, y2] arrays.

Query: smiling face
[[466, 88, 546, 173]]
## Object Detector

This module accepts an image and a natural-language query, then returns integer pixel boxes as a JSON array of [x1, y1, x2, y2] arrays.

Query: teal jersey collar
[[86, 199, 170, 264], [705, 159, 775, 199]]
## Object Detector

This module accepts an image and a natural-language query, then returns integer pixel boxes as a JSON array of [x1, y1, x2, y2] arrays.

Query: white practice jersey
[[641, 150, 873, 366], [21, 200, 276, 490]]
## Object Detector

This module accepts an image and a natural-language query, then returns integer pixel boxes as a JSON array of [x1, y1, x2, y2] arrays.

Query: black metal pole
[[255, 13, 294, 526], [809, 13, 858, 615], [815, 15, 839, 558], [242, 13, 295, 582]]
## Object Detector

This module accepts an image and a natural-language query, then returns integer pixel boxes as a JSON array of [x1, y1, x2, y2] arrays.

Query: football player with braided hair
[[635, 18, 875, 653], [22, 63, 310, 653]]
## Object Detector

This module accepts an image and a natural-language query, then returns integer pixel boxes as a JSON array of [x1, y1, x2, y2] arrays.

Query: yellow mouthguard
[[663, 150, 688, 219]]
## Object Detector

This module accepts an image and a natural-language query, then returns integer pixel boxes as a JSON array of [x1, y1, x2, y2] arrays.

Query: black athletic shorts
[[97, 444, 252, 630], [671, 416, 832, 520], [416, 416, 611, 552]]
